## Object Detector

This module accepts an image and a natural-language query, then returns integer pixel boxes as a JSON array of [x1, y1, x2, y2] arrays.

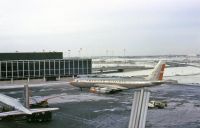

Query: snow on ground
[[105, 66, 200, 77], [93, 61, 157, 68], [48, 93, 115, 104], [105, 66, 200, 84], [92, 63, 136, 68], [92, 56, 196, 63], [165, 66, 200, 76], [105, 69, 150, 77], [166, 75, 200, 84], [0, 81, 69, 89]]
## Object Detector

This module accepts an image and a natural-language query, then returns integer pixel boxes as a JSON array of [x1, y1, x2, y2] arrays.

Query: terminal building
[[0, 52, 92, 80]]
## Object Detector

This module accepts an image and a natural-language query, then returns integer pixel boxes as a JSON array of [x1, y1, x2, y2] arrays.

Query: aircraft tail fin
[[146, 60, 166, 81]]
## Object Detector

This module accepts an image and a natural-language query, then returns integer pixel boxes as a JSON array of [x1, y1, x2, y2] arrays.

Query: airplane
[[70, 60, 178, 93], [0, 84, 59, 122]]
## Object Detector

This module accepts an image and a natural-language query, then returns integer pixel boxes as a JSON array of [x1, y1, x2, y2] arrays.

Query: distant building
[[0, 52, 92, 80]]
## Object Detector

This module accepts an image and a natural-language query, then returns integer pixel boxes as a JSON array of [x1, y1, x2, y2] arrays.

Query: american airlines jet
[[70, 60, 177, 93]]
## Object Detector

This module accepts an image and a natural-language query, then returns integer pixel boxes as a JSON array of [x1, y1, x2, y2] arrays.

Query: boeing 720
[[70, 60, 177, 93]]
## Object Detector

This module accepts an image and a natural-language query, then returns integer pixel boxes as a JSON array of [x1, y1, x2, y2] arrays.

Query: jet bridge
[[128, 88, 150, 128]]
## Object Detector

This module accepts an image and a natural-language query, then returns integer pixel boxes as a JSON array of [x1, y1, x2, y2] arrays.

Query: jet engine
[[89, 87, 113, 94]]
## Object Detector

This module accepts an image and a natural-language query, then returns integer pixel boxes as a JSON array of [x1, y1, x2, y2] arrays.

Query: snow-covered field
[[105, 66, 200, 77], [92, 56, 198, 63], [93, 61, 155, 68], [96, 56, 200, 84]]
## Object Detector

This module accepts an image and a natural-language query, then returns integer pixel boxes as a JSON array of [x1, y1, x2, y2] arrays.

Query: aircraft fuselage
[[70, 79, 164, 89]]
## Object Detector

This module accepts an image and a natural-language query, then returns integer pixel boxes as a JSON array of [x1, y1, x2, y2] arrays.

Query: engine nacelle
[[89, 87, 112, 94]]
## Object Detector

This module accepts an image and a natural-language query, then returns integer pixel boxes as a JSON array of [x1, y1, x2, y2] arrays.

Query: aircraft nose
[[69, 81, 74, 85]]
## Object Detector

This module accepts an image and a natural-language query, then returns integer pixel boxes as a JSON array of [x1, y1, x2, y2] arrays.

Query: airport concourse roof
[[0, 52, 63, 60]]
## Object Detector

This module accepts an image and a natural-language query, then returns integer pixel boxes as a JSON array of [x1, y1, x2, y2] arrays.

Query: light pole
[[78, 48, 82, 57], [123, 48, 126, 57], [106, 50, 109, 57], [123, 48, 126, 63], [68, 50, 71, 58]]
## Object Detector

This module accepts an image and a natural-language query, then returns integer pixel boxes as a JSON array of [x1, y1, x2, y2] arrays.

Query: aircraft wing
[[95, 84, 128, 90], [0, 94, 32, 114], [0, 108, 59, 117]]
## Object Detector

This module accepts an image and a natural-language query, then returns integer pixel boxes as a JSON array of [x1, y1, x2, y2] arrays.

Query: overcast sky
[[0, 0, 200, 56]]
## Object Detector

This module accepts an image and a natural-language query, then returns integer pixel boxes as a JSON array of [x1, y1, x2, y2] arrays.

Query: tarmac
[[0, 80, 200, 128]]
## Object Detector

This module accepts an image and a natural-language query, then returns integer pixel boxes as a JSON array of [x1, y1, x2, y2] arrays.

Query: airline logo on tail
[[158, 63, 166, 80], [146, 60, 166, 81]]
